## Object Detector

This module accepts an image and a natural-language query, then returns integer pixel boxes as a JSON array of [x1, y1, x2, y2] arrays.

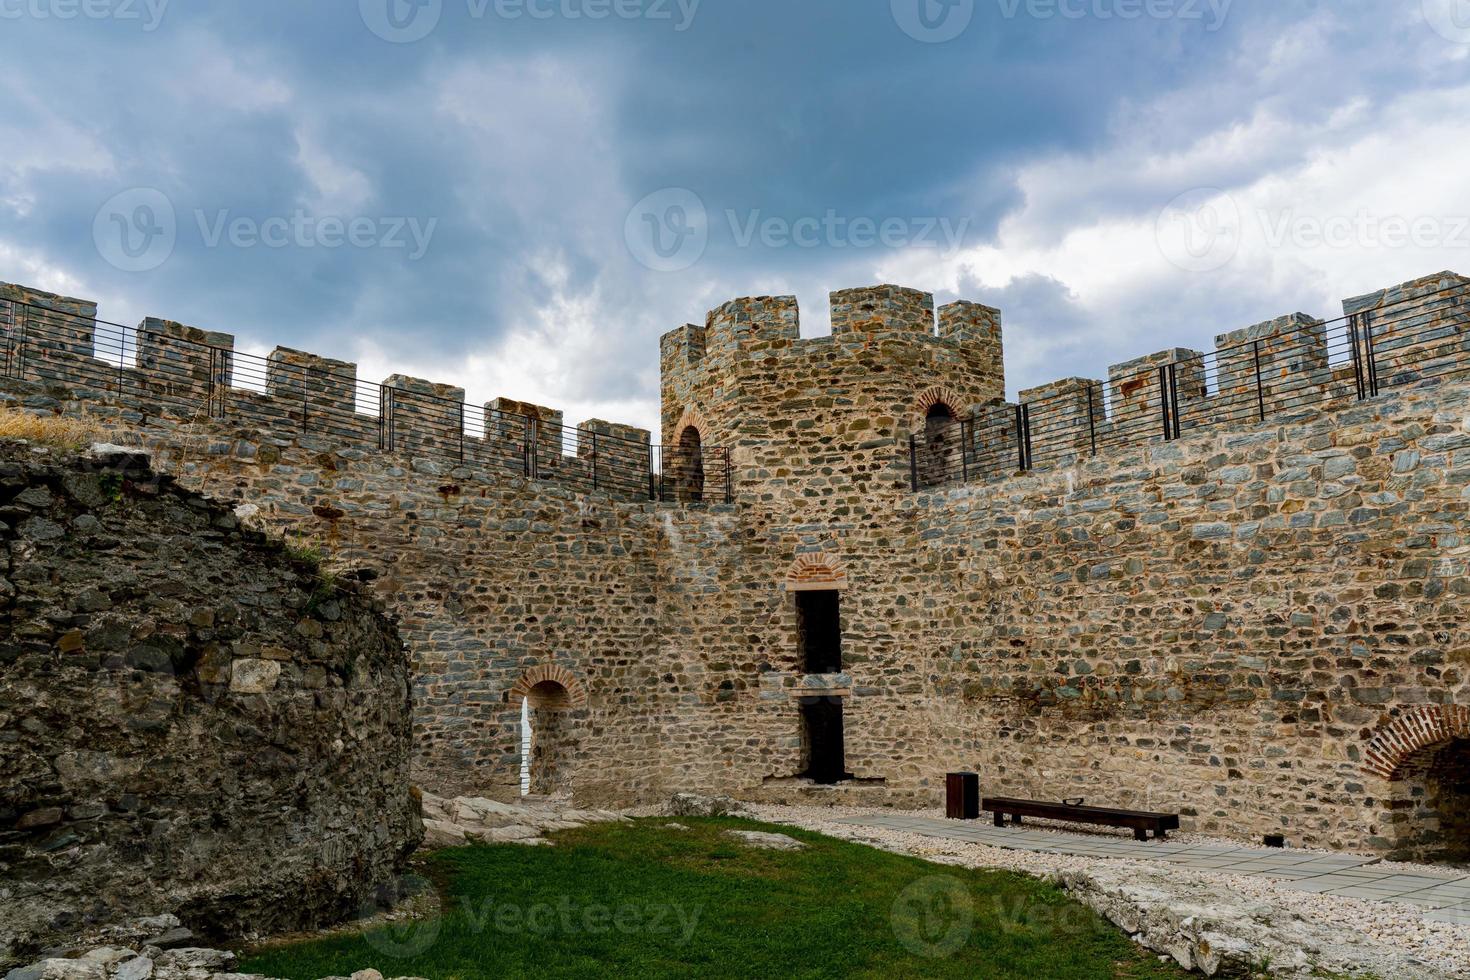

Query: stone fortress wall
[[0, 442, 419, 966], [3, 268, 1469, 859]]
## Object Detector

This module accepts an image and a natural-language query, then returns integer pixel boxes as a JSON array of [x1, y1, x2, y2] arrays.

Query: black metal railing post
[[1251, 340, 1266, 421], [1157, 365, 1171, 439], [1169, 364, 1181, 439], [1014, 404, 1033, 471], [1363, 310, 1380, 397], [1349, 313, 1367, 400], [591, 432, 599, 491], [1086, 382, 1098, 456], [724, 451, 732, 504]]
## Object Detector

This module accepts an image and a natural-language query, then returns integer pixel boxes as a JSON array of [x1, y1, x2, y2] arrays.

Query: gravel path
[[747, 803, 1470, 977]]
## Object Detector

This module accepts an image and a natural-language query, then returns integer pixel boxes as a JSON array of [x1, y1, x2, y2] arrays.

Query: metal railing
[[0, 300, 733, 505], [911, 279, 1470, 490]]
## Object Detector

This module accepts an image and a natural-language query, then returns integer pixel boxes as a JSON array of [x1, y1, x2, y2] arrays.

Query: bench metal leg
[[1012, 815, 1022, 826], [1134, 828, 1148, 842], [994, 812, 1006, 828], [1155, 829, 1167, 840]]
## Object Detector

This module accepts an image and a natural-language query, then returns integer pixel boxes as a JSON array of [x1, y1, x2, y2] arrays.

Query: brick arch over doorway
[[508, 664, 588, 709], [785, 552, 849, 592], [914, 385, 965, 422], [1363, 705, 1470, 780]]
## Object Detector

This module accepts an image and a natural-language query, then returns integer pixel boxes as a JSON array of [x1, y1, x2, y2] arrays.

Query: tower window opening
[[797, 589, 842, 674], [677, 424, 704, 503]]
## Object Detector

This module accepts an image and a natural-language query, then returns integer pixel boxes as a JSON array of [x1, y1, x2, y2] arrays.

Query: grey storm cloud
[[0, 0, 1465, 432]]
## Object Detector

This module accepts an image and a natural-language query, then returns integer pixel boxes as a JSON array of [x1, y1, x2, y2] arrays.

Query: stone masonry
[[2, 269, 1469, 864], [0, 443, 420, 967]]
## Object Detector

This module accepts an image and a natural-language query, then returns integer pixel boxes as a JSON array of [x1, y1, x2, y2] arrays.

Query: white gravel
[[745, 802, 1470, 978]]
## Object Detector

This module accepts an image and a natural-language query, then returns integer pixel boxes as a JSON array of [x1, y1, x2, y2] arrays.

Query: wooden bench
[[982, 796, 1180, 841]]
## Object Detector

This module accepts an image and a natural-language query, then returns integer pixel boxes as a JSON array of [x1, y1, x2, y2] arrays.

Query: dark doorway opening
[[799, 697, 852, 785], [922, 402, 956, 483], [677, 425, 704, 503], [1393, 737, 1470, 865], [797, 590, 842, 674]]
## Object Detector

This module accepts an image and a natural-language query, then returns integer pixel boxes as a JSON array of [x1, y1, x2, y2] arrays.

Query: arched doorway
[[676, 425, 705, 503], [1389, 738, 1470, 865], [509, 666, 588, 800], [1364, 707, 1470, 864], [921, 402, 956, 485], [520, 680, 578, 798]]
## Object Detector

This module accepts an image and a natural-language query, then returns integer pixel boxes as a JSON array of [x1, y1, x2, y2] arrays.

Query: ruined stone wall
[[0, 443, 419, 967]]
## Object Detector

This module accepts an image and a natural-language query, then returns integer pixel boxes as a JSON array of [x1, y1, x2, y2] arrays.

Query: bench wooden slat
[[981, 796, 1180, 841]]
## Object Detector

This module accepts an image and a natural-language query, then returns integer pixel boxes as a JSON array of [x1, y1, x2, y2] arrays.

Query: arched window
[[677, 425, 705, 503], [921, 402, 956, 484]]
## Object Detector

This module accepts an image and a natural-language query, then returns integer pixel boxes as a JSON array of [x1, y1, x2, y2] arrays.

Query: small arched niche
[[675, 424, 705, 503], [510, 667, 588, 800]]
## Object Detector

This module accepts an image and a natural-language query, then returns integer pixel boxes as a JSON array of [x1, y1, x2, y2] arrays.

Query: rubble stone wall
[[0, 444, 420, 966]]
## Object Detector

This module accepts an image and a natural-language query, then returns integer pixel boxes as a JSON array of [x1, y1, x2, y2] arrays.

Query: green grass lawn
[[242, 817, 1185, 980]]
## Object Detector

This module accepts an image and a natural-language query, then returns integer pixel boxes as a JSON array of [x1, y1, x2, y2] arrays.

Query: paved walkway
[[835, 813, 1470, 923]]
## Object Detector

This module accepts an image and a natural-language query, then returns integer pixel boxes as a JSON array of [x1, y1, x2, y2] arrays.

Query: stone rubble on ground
[[665, 793, 750, 818], [1, 918, 423, 980], [416, 791, 628, 848], [724, 830, 806, 851]]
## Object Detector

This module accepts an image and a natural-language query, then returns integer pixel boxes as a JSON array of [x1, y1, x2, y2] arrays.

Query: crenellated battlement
[[0, 281, 731, 505], [917, 269, 1470, 489]]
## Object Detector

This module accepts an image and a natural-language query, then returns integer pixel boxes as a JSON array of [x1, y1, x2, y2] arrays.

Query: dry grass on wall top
[[0, 407, 100, 451]]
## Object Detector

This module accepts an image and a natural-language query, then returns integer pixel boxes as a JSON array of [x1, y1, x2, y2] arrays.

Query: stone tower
[[656, 285, 1007, 800]]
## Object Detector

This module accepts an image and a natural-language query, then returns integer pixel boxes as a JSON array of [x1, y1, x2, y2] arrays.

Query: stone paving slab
[[835, 813, 1470, 915]]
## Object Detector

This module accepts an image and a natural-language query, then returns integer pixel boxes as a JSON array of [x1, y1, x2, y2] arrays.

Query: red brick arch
[[675, 405, 709, 441], [785, 552, 848, 592], [508, 664, 588, 710], [915, 386, 965, 422], [1363, 705, 1470, 780]]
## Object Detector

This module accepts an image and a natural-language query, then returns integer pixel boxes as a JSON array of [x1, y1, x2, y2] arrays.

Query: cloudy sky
[[3, 0, 1469, 435]]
